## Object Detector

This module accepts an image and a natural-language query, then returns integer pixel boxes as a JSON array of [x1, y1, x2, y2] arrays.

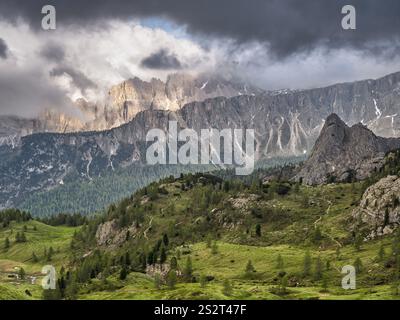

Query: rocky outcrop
[[295, 114, 400, 185], [95, 220, 139, 248], [352, 175, 400, 239]]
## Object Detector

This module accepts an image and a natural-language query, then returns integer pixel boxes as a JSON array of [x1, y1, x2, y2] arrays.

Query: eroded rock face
[[95, 220, 139, 248], [352, 175, 400, 239], [295, 114, 400, 185], [107, 73, 260, 124]]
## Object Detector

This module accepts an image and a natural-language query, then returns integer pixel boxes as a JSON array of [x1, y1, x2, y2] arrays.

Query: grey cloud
[[0, 0, 399, 58], [40, 43, 65, 62], [0, 38, 8, 59], [0, 68, 75, 118], [50, 66, 97, 93], [140, 49, 182, 70]]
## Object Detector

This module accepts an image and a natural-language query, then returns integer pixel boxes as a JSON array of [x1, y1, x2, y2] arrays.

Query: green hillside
[[2, 151, 400, 300], [0, 216, 79, 300]]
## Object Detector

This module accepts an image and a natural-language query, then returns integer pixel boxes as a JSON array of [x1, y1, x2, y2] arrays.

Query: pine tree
[[276, 254, 284, 270], [278, 274, 288, 295], [354, 257, 363, 273], [378, 244, 385, 261], [255, 224, 262, 237], [183, 257, 193, 282], [245, 260, 256, 276], [32, 252, 38, 263], [166, 270, 177, 289], [325, 260, 331, 271], [313, 256, 323, 281], [170, 256, 178, 270], [335, 247, 341, 260], [199, 274, 207, 288], [162, 234, 169, 247], [354, 233, 363, 251], [47, 247, 54, 262], [384, 207, 390, 226], [147, 251, 154, 265], [160, 246, 167, 265], [18, 267, 25, 280], [211, 241, 218, 255], [125, 252, 131, 267], [154, 273, 161, 290], [4, 237, 10, 250], [313, 226, 323, 243], [321, 274, 329, 293], [119, 267, 128, 280], [206, 235, 212, 248], [303, 250, 312, 277], [222, 279, 233, 296]]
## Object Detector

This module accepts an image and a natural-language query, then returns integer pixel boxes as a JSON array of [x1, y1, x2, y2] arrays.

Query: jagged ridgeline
[[2, 71, 400, 216]]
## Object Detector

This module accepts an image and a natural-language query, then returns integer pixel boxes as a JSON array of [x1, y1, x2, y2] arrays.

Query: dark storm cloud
[[50, 66, 97, 92], [40, 43, 65, 62], [141, 49, 182, 70], [0, 0, 399, 57], [0, 38, 8, 59]]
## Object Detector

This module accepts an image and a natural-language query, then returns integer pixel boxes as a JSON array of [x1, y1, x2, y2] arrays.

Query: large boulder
[[352, 175, 400, 239]]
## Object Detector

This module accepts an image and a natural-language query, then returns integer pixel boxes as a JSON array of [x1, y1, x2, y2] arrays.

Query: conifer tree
[[32, 252, 38, 263], [378, 244, 385, 261], [276, 254, 284, 270], [245, 260, 256, 276], [211, 241, 218, 255], [166, 270, 177, 289], [4, 237, 10, 250], [314, 256, 323, 281], [303, 250, 312, 277], [222, 279, 233, 296], [354, 257, 363, 273], [183, 257, 193, 282], [160, 246, 167, 265], [199, 274, 207, 288]]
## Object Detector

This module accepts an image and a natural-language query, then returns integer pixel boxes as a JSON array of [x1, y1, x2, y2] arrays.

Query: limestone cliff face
[[352, 175, 400, 239], [295, 114, 400, 185], [0, 73, 261, 141], [105, 73, 262, 128]]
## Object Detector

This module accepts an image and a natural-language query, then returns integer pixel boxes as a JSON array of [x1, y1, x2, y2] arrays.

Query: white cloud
[[0, 19, 399, 117], [0, 20, 213, 116]]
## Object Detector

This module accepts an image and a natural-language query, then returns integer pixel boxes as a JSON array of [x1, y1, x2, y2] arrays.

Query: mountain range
[[0, 73, 262, 142], [2, 71, 400, 213]]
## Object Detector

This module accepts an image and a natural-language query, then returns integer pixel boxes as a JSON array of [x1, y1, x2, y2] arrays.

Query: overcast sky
[[0, 0, 400, 117]]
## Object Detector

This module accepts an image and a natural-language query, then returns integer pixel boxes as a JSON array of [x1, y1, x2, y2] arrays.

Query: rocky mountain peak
[[295, 114, 400, 185]]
